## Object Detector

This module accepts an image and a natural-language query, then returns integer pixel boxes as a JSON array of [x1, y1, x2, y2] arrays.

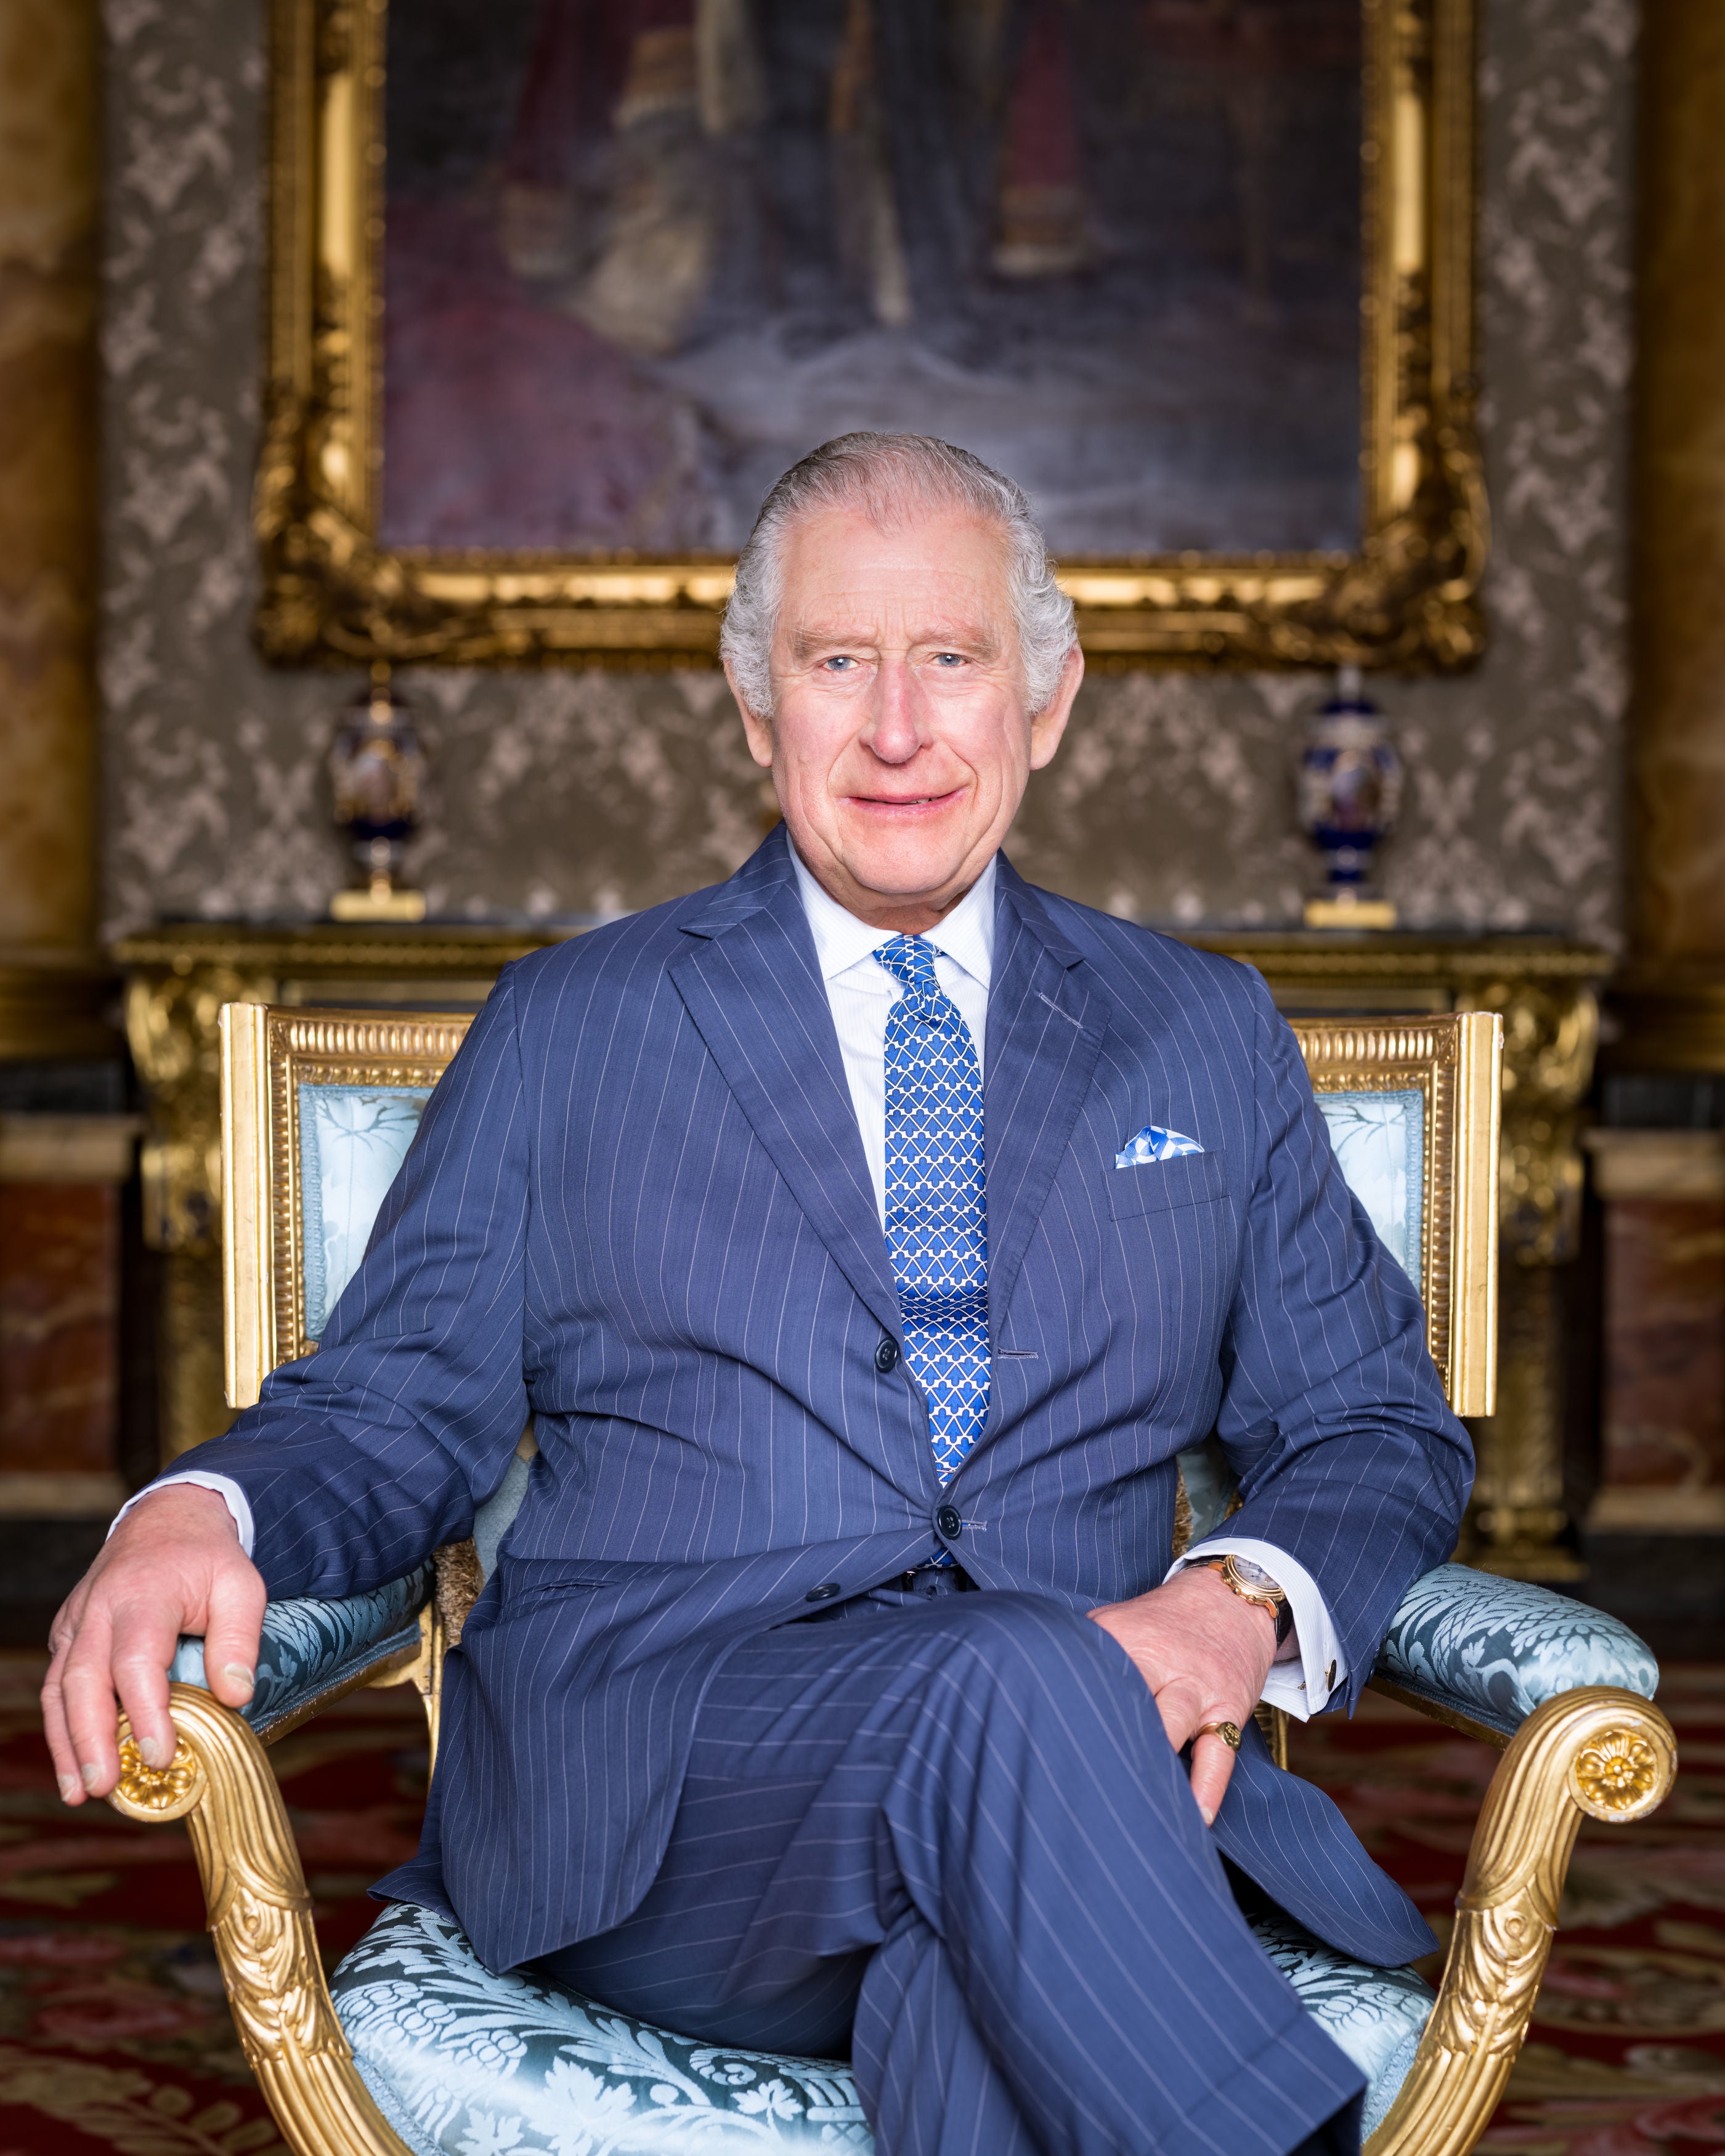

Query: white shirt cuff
[[109, 1473, 255, 1558], [1165, 1534, 1347, 1721]]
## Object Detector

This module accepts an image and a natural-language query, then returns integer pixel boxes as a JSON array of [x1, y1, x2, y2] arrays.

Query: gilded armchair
[[104, 1002, 1676, 2156]]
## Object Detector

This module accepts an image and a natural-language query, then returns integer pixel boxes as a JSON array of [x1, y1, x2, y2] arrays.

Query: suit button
[[874, 1338, 900, 1373], [805, 1583, 842, 1602], [936, 1504, 962, 1539]]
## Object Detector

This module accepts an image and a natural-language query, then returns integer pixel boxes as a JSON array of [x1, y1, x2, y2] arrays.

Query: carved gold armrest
[[108, 1684, 414, 2156], [1365, 1685, 1676, 2156]]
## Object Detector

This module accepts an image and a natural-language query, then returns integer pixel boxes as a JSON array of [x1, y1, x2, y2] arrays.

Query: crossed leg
[[538, 1591, 1366, 2156]]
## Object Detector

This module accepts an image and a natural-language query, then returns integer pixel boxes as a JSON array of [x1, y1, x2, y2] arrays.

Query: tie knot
[[875, 935, 942, 996]]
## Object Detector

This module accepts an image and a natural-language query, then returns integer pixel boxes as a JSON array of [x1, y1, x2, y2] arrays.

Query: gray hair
[[720, 432, 1078, 718]]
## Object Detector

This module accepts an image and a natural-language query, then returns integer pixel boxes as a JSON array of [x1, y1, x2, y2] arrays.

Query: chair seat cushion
[[332, 1902, 1433, 2153]]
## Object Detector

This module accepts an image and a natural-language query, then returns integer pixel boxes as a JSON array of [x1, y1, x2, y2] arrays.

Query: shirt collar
[[788, 840, 997, 991]]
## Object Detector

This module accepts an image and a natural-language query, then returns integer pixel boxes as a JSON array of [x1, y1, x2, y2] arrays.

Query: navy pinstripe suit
[[175, 828, 1469, 2147]]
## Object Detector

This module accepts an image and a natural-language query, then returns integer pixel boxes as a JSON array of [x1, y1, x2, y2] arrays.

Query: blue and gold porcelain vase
[[1297, 668, 1403, 929], [328, 665, 428, 921]]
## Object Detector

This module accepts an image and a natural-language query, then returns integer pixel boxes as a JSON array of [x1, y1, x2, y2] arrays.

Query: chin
[[840, 827, 972, 901]]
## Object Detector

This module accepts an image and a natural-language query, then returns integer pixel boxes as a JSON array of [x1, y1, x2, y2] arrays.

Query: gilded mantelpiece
[[116, 922, 1608, 1578]]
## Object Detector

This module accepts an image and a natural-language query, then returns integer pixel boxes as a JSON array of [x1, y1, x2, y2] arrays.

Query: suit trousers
[[537, 1584, 1367, 2156]]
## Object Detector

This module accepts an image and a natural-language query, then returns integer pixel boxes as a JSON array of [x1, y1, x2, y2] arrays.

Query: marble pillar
[[0, 1114, 136, 1515], [1621, 0, 1725, 1068], [0, 0, 105, 1060], [1585, 1130, 1725, 1534]]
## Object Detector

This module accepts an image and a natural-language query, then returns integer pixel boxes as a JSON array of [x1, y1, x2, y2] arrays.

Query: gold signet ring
[[1197, 1720, 1243, 1752]]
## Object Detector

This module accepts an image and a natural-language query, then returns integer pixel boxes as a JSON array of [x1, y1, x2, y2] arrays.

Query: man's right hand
[[41, 1484, 266, 1806]]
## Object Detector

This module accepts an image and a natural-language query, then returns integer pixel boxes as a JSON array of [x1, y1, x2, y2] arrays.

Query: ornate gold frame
[[256, 0, 1486, 670], [220, 1002, 473, 1409], [1291, 1011, 1501, 1416]]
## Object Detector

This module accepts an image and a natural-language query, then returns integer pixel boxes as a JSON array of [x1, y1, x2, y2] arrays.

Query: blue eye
[[933, 653, 964, 667], [823, 655, 855, 672]]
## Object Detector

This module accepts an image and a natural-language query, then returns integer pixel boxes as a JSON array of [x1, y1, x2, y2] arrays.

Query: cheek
[[946, 702, 1030, 790]]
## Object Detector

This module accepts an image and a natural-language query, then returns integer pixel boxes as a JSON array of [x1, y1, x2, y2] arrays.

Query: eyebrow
[[785, 623, 1002, 663]]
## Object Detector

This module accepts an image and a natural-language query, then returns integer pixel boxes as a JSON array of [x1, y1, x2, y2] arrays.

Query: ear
[[724, 660, 776, 770], [1028, 644, 1084, 770]]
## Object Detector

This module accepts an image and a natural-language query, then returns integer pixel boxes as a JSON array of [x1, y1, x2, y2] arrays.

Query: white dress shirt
[[121, 844, 1346, 1714]]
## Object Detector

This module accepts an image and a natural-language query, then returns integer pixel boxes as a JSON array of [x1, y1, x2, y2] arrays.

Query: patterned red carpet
[[0, 1653, 1718, 2155]]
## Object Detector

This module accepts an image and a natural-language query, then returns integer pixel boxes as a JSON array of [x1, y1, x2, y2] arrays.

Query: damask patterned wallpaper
[[98, 0, 1635, 941]]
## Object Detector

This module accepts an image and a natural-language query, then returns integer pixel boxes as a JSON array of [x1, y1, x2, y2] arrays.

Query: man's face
[[728, 505, 1082, 931]]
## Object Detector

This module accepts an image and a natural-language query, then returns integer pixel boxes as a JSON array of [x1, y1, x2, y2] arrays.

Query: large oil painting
[[257, 0, 1483, 667], [384, 0, 1362, 558]]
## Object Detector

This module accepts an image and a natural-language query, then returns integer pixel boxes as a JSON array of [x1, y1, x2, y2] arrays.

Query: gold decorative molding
[[255, 0, 1485, 671], [1446, 973, 1598, 1579], [108, 1686, 415, 2156], [221, 1002, 474, 1408], [1290, 1011, 1501, 1416], [1365, 1687, 1678, 2156]]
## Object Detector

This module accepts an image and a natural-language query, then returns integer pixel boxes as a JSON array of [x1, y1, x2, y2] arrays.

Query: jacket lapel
[[983, 860, 1105, 1361], [668, 832, 904, 1346]]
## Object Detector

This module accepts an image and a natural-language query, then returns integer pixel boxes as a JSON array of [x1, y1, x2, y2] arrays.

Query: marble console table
[[116, 921, 1609, 1583]]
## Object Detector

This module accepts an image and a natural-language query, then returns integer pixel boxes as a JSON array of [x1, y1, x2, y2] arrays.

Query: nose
[[864, 654, 923, 766]]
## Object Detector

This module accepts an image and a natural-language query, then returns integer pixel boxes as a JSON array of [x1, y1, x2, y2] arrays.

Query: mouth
[[847, 788, 964, 815]]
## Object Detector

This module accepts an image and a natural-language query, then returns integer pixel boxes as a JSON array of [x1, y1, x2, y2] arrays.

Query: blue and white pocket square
[[1115, 1125, 1206, 1168]]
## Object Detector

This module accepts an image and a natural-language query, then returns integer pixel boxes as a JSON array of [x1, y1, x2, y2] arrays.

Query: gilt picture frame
[[256, 0, 1484, 671]]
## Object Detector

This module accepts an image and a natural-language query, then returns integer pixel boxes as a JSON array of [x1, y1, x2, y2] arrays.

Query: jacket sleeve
[[144, 967, 534, 1600], [1210, 970, 1475, 1710]]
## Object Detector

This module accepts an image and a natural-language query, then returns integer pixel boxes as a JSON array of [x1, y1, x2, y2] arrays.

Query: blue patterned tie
[[876, 936, 990, 1487]]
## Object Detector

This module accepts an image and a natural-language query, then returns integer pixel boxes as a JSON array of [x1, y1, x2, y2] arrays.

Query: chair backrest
[[219, 999, 1501, 1497], [220, 1004, 471, 1410], [1288, 1011, 1500, 1419]]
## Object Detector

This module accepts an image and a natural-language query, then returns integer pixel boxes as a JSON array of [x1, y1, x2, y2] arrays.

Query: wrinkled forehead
[[771, 505, 1018, 652]]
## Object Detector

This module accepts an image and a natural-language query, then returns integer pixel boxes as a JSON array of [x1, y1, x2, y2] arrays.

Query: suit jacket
[[179, 829, 1471, 1974]]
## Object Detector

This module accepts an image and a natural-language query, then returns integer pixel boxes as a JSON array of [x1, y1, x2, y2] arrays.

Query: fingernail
[[57, 1773, 80, 1803], [1199, 1804, 1216, 1827], [137, 1735, 170, 1770], [79, 1762, 100, 1791], [222, 1663, 254, 1696]]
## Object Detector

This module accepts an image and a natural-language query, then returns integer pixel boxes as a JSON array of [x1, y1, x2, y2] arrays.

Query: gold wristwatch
[[1200, 1554, 1294, 1645]]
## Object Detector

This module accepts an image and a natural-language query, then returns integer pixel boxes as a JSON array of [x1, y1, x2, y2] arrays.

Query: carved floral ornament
[[1571, 1729, 1665, 1820]]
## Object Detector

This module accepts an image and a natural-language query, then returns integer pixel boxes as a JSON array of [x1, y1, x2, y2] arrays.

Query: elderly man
[[46, 435, 1467, 2156]]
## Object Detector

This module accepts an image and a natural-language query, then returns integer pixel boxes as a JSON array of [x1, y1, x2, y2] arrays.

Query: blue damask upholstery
[[1373, 1563, 1658, 1740], [163, 1538, 1650, 2147], [331, 1901, 1432, 2156], [168, 1563, 431, 1741]]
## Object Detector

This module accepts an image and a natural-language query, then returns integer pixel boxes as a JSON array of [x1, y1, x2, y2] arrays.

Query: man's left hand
[[1088, 1565, 1278, 1826]]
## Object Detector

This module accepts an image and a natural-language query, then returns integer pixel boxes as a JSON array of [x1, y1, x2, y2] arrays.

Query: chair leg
[[1365, 1684, 1677, 2156], [368, 1599, 444, 1770], [107, 1682, 415, 2156]]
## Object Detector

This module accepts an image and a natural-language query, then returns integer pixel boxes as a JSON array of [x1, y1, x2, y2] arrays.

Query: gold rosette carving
[[1365, 1687, 1677, 2156], [105, 1684, 413, 2156]]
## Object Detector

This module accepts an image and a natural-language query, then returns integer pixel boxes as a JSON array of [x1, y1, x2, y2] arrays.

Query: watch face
[[1230, 1557, 1283, 1597]]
